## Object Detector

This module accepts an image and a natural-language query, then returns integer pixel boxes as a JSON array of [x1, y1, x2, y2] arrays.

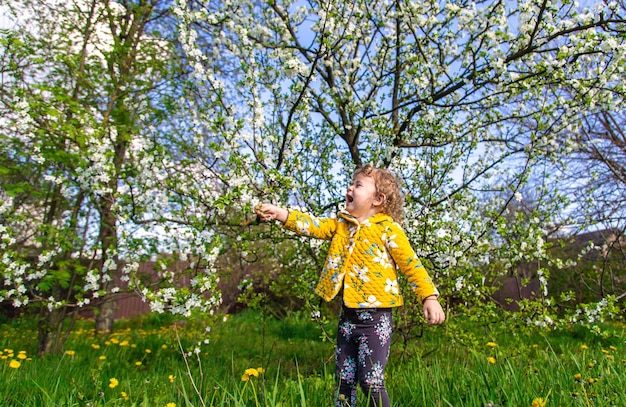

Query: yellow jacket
[[284, 210, 439, 308]]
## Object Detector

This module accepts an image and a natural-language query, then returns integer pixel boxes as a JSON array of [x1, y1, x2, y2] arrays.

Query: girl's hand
[[254, 203, 288, 223], [423, 297, 445, 325]]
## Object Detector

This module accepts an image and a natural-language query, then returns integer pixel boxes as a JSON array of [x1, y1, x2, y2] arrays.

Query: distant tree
[[566, 110, 626, 229], [553, 109, 626, 304]]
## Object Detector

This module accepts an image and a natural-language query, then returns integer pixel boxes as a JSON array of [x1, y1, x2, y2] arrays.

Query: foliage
[[0, 0, 223, 353], [1, 0, 625, 357]]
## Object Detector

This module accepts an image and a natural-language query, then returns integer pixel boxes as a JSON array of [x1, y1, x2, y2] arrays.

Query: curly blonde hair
[[353, 164, 404, 223]]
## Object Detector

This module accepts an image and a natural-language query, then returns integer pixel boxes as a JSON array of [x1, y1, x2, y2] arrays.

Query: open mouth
[[346, 194, 354, 203]]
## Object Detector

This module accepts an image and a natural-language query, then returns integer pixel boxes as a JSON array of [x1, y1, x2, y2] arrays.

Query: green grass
[[1, 309, 624, 406]]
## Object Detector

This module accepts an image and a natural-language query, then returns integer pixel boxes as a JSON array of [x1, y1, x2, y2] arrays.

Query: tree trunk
[[37, 304, 76, 355], [95, 292, 116, 334], [94, 207, 120, 335]]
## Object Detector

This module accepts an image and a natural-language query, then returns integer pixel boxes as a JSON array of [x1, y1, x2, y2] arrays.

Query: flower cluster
[[1, 349, 29, 369]]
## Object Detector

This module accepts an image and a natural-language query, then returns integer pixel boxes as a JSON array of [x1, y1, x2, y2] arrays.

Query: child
[[255, 164, 445, 407]]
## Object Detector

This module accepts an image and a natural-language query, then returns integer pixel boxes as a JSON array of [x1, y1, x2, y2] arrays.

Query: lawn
[[1, 309, 624, 406]]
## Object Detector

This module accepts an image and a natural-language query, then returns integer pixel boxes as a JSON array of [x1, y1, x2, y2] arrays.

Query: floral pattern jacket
[[284, 210, 439, 308]]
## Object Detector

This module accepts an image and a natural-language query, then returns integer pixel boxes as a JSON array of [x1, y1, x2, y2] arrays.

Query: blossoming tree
[[0, 0, 225, 353], [1, 0, 624, 356], [174, 0, 624, 326]]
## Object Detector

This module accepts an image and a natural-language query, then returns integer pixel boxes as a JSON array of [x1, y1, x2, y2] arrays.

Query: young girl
[[255, 164, 445, 407]]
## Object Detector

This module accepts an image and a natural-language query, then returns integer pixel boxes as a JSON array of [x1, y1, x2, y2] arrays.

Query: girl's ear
[[374, 193, 386, 207]]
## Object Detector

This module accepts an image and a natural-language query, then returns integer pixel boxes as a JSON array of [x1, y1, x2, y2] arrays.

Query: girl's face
[[345, 174, 383, 222]]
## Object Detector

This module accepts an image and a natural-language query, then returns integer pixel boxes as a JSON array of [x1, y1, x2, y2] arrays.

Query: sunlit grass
[[1, 310, 624, 406]]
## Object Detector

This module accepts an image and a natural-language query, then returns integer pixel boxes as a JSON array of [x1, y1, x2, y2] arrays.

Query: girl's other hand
[[423, 297, 445, 325]]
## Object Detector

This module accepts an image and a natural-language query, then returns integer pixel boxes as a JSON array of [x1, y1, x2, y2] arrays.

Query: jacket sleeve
[[283, 210, 337, 240], [384, 222, 439, 303]]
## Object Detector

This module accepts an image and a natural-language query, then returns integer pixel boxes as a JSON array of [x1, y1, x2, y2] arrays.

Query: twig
[[174, 324, 207, 407]]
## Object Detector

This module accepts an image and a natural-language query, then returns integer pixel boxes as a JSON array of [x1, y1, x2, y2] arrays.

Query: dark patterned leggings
[[335, 307, 393, 407]]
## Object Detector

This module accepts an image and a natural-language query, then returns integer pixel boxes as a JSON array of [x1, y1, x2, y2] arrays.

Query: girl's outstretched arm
[[255, 203, 289, 224]]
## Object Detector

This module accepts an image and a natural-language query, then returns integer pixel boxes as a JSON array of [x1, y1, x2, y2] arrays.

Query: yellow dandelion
[[17, 351, 27, 360], [242, 368, 259, 381], [121, 391, 129, 401], [609, 345, 617, 351], [99, 355, 106, 361], [246, 368, 259, 376], [134, 361, 142, 366], [486, 342, 497, 348], [588, 377, 595, 384], [531, 397, 546, 407], [9, 360, 21, 369], [119, 340, 129, 347], [487, 357, 496, 364], [532, 344, 539, 349], [91, 344, 100, 350], [110, 338, 119, 344], [65, 350, 76, 356], [580, 344, 588, 350], [145, 349, 152, 354], [168, 375, 175, 383], [161, 344, 168, 350], [109, 378, 119, 389], [606, 355, 614, 360], [588, 362, 595, 368], [257, 367, 264, 374], [574, 373, 582, 381], [166, 403, 176, 407], [601, 349, 609, 354]]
